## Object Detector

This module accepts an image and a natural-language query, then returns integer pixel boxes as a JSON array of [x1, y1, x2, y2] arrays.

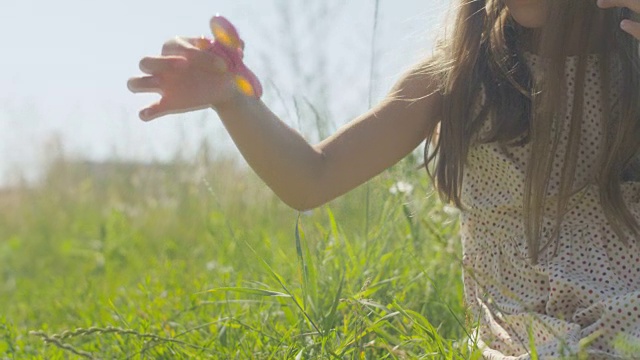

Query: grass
[[0, 151, 482, 359]]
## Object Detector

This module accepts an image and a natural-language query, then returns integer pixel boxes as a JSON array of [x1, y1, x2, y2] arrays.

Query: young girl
[[128, 0, 640, 358]]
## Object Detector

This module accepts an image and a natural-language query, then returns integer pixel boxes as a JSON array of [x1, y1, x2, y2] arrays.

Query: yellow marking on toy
[[212, 23, 241, 49], [235, 76, 255, 97]]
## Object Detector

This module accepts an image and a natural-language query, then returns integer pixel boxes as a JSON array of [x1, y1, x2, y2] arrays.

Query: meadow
[[0, 146, 483, 359], [0, 0, 487, 357]]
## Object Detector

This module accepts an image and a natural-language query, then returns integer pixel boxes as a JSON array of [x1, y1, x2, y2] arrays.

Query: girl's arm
[[215, 72, 440, 210], [128, 37, 442, 210]]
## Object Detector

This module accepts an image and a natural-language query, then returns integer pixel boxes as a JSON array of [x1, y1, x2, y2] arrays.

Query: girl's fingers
[[139, 99, 207, 122], [161, 37, 228, 73], [149, 37, 228, 75], [139, 56, 188, 75], [160, 36, 195, 56], [597, 0, 640, 12], [127, 76, 162, 94], [621, 19, 640, 38], [139, 99, 172, 122], [596, 0, 640, 38], [187, 37, 214, 51]]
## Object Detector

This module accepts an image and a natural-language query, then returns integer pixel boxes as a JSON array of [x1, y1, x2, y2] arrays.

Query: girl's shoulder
[[389, 57, 444, 106]]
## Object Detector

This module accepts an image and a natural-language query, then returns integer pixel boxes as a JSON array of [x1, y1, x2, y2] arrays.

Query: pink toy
[[195, 16, 263, 98]]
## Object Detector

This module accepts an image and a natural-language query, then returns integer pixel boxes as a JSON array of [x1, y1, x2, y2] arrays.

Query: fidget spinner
[[195, 16, 263, 98]]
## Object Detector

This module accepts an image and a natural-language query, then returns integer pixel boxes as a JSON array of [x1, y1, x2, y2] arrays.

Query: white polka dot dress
[[461, 53, 640, 359]]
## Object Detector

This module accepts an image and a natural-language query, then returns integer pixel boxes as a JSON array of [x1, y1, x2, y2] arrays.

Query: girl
[[128, 0, 640, 358]]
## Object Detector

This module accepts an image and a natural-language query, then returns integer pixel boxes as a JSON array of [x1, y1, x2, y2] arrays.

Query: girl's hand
[[597, 0, 640, 39], [127, 37, 240, 121]]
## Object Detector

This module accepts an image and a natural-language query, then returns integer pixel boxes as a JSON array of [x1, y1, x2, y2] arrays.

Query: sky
[[0, 0, 450, 184]]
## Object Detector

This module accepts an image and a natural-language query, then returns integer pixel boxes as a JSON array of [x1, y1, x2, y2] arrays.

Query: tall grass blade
[[243, 238, 322, 334], [206, 287, 291, 298], [364, 0, 382, 245], [323, 273, 344, 332], [294, 214, 309, 309]]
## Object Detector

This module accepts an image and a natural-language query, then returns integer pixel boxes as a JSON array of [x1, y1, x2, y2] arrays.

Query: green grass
[[0, 153, 482, 359]]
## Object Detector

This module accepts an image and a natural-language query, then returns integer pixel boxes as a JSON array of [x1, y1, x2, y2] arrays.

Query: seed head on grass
[[29, 326, 206, 358]]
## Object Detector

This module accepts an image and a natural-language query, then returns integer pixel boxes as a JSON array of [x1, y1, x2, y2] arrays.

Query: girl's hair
[[422, 0, 640, 263]]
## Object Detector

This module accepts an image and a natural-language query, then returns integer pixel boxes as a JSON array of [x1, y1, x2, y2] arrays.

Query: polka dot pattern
[[461, 54, 640, 359]]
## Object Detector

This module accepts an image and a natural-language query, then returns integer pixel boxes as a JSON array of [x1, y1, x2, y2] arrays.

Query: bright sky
[[0, 0, 449, 184]]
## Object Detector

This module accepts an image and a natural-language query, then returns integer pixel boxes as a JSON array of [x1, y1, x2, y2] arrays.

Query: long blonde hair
[[423, 0, 640, 263]]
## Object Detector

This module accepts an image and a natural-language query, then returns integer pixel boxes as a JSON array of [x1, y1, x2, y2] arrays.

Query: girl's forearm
[[214, 97, 325, 211]]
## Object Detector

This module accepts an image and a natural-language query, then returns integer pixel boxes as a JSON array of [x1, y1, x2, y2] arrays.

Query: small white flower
[[206, 261, 217, 271], [443, 204, 460, 216], [389, 181, 414, 195], [206, 260, 232, 273]]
